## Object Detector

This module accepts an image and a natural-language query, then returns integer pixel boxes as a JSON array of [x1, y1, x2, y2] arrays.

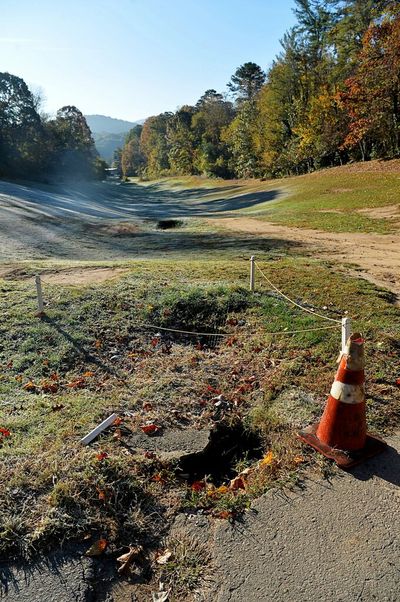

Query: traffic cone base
[[298, 333, 387, 468], [298, 423, 386, 469]]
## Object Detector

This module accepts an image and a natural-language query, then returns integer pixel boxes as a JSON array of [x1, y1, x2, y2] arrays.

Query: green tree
[[192, 90, 234, 176], [227, 62, 266, 104], [121, 125, 145, 177], [0, 72, 45, 178], [140, 113, 172, 177]]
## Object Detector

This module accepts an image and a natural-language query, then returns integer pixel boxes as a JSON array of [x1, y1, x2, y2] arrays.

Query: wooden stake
[[35, 274, 44, 314], [341, 317, 351, 354], [250, 256, 255, 292]]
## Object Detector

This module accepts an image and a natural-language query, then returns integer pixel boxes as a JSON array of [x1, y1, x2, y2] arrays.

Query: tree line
[[118, 0, 400, 180], [0, 72, 106, 182]]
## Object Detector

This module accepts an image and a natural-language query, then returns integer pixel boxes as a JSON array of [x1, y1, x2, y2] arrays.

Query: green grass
[[143, 160, 400, 233], [0, 257, 399, 563]]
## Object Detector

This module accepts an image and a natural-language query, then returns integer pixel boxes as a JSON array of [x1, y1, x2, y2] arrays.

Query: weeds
[[0, 257, 399, 563]]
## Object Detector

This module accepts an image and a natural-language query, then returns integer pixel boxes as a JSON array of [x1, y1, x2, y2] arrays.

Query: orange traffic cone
[[298, 333, 386, 468]]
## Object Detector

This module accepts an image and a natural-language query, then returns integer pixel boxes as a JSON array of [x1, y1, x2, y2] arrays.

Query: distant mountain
[[85, 114, 144, 135], [85, 114, 145, 163]]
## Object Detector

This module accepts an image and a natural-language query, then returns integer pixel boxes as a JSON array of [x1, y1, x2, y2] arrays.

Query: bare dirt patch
[[85, 222, 141, 236], [0, 267, 129, 285], [357, 205, 400, 220], [42, 267, 129, 285], [211, 217, 400, 298]]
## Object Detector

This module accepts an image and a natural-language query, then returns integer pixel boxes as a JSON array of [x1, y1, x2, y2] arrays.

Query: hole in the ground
[[157, 219, 183, 230], [176, 421, 263, 485]]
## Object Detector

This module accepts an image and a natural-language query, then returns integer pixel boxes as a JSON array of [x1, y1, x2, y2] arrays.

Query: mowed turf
[[150, 159, 400, 233]]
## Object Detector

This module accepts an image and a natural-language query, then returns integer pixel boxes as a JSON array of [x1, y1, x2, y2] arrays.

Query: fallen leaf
[[117, 545, 142, 574], [260, 451, 275, 467], [41, 381, 58, 393], [97, 489, 106, 502], [229, 475, 245, 491], [83, 371, 95, 378], [94, 340, 102, 349], [142, 402, 153, 412], [113, 416, 123, 426], [156, 549, 172, 565], [23, 381, 37, 391], [50, 372, 59, 381], [0, 427, 11, 437], [216, 510, 232, 520], [293, 455, 305, 464], [144, 451, 157, 459], [96, 451, 108, 461], [84, 539, 107, 557], [141, 423, 160, 435], [66, 378, 85, 389], [191, 480, 205, 492], [113, 428, 122, 440]]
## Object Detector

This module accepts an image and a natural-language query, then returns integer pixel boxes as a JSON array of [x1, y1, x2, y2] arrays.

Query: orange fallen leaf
[[113, 416, 123, 426], [217, 510, 232, 520], [84, 538, 107, 557], [66, 378, 85, 389], [23, 381, 37, 391], [83, 371, 95, 378], [96, 451, 108, 461], [94, 340, 102, 349], [41, 381, 58, 393], [260, 451, 275, 467], [0, 427, 11, 437]]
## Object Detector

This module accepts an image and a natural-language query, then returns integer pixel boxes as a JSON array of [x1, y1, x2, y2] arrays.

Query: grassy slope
[[1, 163, 400, 594], [150, 159, 400, 233]]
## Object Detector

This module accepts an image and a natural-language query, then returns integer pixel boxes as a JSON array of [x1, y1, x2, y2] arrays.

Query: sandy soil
[[211, 217, 400, 298]]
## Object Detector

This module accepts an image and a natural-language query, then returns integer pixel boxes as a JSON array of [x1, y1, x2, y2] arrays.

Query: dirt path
[[211, 217, 400, 298]]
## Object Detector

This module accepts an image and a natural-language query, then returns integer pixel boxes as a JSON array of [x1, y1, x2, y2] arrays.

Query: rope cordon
[[254, 262, 341, 324]]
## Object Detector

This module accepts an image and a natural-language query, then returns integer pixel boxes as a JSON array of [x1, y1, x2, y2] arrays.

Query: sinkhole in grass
[[157, 219, 183, 230], [177, 421, 263, 485]]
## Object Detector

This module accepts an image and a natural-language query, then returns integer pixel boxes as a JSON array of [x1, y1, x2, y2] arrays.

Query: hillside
[[85, 114, 143, 135], [85, 114, 145, 162]]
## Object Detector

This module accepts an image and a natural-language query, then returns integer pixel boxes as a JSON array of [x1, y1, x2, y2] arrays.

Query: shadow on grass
[[41, 315, 129, 383]]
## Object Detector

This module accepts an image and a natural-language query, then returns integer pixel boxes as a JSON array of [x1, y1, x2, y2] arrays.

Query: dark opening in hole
[[177, 421, 263, 485], [157, 219, 183, 230]]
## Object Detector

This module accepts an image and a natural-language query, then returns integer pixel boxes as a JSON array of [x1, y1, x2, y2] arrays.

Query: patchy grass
[[144, 160, 400, 233], [0, 257, 399, 574]]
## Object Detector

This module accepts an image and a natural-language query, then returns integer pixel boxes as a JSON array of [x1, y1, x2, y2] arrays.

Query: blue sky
[[1, 0, 297, 121]]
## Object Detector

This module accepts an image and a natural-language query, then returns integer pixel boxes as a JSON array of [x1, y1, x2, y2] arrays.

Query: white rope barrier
[[254, 261, 342, 324]]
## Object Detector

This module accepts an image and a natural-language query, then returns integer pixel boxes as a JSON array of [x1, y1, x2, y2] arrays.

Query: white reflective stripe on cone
[[330, 381, 365, 404]]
